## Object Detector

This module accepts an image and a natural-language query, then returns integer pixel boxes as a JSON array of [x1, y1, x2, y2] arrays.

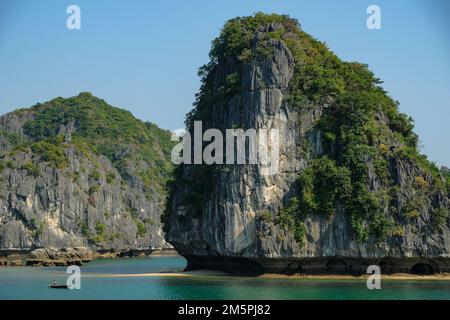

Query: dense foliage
[[22, 92, 174, 196], [1, 93, 174, 244], [171, 13, 450, 243]]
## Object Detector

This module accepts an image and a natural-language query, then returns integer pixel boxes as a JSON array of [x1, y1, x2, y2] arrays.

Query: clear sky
[[0, 0, 449, 166]]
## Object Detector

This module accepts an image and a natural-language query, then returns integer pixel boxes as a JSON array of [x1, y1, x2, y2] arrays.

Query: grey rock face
[[166, 25, 450, 275], [0, 108, 170, 255]]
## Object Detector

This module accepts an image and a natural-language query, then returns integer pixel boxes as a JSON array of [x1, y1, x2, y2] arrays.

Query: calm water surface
[[1, 255, 449, 300]]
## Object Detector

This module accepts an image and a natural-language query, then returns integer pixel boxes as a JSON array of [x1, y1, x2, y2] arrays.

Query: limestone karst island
[[1, 7, 450, 302]]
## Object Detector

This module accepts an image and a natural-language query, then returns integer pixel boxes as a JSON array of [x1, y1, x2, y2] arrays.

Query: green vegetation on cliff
[[20, 92, 174, 195], [1, 93, 174, 248], [172, 13, 449, 244]]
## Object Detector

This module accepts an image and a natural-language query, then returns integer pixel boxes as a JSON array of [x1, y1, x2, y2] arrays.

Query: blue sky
[[0, 0, 449, 166]]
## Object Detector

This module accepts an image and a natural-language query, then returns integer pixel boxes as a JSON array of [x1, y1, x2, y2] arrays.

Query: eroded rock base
[[0, 247, 174, 267], [184, 255, 450, 276]]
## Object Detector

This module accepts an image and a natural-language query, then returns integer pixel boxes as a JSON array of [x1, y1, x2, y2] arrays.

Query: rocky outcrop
[[0, 246, 176, 266], [25, 247, 95, 266], [0, 93, 173, 263], [165, 14, 450, 275]]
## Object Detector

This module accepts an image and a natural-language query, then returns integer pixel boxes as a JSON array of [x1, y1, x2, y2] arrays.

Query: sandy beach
[[89, 269, 450, 281]]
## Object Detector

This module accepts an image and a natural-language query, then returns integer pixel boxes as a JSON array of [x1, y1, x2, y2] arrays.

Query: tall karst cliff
[[165, 13, 450, 275], [0, 93, 173, 255]]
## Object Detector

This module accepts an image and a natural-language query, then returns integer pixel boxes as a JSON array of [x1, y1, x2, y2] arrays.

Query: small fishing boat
[[49, 284, 68, 289], [49, 281, 68, 289]]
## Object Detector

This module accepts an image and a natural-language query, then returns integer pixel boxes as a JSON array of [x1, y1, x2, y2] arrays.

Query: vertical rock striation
[[0, 93, 173, 263], [165, 14, 450, 275]]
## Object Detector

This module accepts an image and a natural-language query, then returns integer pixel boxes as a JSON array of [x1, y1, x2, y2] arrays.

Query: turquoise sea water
[[1, 255, 450, 300]]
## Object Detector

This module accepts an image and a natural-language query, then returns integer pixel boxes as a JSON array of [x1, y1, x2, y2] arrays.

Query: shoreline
[[0, 247, 179, 267], [3, 254, 450, 280], [89, 269, 450, 281], [259, 273, 450, 281], [3, 251, 450, 280]]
